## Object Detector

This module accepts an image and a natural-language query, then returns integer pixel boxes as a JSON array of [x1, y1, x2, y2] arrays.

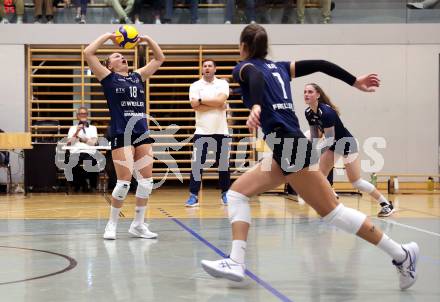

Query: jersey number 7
[[272, 72, 288, 99]]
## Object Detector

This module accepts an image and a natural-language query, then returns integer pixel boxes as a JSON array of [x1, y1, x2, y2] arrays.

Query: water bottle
[[393, 176, 399, 193], [370, 173, 377, 187], [427, 177, 434, 191]]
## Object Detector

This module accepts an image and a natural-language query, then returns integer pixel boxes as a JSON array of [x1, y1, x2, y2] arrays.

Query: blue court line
[[170, 217, 294, 302]]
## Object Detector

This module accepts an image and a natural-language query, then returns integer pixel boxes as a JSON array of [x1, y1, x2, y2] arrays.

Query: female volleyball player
[[201, 24, 418, 290], [84, 32, 165, 240], [304, 83, 394, 217]]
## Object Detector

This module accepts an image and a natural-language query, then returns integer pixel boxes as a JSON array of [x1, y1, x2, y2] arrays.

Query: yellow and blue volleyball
[[115, 25, 139, 49]]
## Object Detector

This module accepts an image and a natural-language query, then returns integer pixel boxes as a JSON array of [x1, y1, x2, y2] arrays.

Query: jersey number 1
[[272, 72, 288, 99], [129, 86, 137, 98]]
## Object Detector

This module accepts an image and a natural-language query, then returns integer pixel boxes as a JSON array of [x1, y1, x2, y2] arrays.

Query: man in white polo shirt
[[185, 59, 231, 207], [67, 106, 98, 192]]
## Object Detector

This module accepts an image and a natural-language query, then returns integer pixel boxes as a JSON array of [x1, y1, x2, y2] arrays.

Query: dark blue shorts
[[110, 132, 154, 150], [329, 137, 358, 156], [269, 129, 319, 175]]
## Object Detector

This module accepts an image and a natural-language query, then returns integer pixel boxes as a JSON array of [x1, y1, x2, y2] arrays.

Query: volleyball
[[115, 25, 139, 49]]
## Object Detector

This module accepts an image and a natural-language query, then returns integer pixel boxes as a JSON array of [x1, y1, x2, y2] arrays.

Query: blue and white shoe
[[185, 194, 199, 207], [221, 192, 228, 206], [201, 258, 245, 282], [392, 242, 419, 290]]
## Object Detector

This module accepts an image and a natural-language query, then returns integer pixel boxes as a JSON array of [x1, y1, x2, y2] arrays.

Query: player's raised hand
[[354, 74, 380, 92], [137, 35, 151, 44], [109, 32, 122, 48]]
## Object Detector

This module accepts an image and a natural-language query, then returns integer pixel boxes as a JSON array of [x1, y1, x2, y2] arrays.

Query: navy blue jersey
[[305, 102, 353, 140], [233, 59, 302, 136], [100, 72, 148, 137]]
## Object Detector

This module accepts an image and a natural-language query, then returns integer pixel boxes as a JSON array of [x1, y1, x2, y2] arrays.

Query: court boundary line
[[158, 208, 294, 302], [0, 245, 77, 285], [373, 217, 440, 238], [394, 206, 440, 218]]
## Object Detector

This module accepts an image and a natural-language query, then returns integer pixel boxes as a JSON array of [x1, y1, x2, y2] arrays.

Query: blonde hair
[[103, 53, 118, 70], [103, 56, 112, 70], [307, 83, 340, 115]]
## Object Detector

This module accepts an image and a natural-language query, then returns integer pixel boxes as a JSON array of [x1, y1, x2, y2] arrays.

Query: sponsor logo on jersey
[[116, 88, 125, 93], [272, 103, 294, 110], [125, 101, 144, 107], [127, 77, 140, 83], [124, 112, 146, 117], [120, 101, 145, 107], [266, 63, 277, 69]]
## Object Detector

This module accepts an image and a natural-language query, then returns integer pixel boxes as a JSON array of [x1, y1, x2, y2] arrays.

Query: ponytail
[[240, 24, 268, 59]]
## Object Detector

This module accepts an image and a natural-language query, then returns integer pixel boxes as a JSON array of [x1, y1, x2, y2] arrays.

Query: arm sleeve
[[295, 60, 356, 86], [240, 64, 264, 107]]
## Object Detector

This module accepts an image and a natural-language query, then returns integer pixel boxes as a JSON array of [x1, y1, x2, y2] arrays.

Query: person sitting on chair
[[67, 107, 99, 192]]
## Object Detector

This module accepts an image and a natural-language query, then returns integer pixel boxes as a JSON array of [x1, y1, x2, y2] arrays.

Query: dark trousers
[[189, 134, 231, 195], [165, 0, 198, 23], [136, 0, 162, 19], [72, 153, 98, 191], [132, 0, 142, 16], [225, 0, 255, 22], [74, 0, 87, 15]]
